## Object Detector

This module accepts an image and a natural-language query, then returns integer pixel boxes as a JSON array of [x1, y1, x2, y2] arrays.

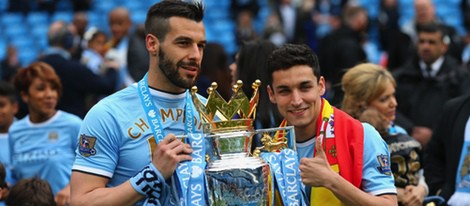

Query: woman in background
[[9, 62, 82, 206], [341, 63, 427, 206], [229, 40, 283, 130]]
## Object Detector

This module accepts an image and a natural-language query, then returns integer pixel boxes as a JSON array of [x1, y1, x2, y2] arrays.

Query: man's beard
[[158, 48, 200, 89]]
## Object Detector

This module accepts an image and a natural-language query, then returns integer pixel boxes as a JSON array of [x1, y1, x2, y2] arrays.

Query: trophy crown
[[191, 80, 261, 132]]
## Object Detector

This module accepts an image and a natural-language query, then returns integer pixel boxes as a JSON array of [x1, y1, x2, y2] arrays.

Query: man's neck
[[147, 69, 186, 94], [295, 124, 317, 143]]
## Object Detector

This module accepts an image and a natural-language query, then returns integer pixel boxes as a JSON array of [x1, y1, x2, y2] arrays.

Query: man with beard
[[70, 1, 207, 205]]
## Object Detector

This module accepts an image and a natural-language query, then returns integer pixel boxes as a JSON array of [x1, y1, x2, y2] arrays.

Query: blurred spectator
[[106, 7, 148, 88], [293, 0, 317, 50], [229, 40, 283, 130], [401, 0, 464, 64], [296, 0, 345, 51], [377, 0, 412, 69], [317, 5, 369, 107], [197, 43, 232, 101], [0, 80, 18, 177], [6, 177, 56, 206], [462, 32, 470, 68], [0, 163, 7, 202], [393, 23, 470, 147], [71, 11, 89, 60], [81, 27, 120, 110], [424, 93, 470, 204], [81, 28, 116, 74], [0, 46, 21, 83], [341, 63, 428, 206], [0, 81, 18, 206], [264, 0, 301, 46], [234, 9, 258, 46], [463, 0, 470, 31], [231, 0, 260, 45], [231, 0, 260, 21], [39, 21, 117, 118], [72, 0, 91, 11], [10, 62, 82, 206]]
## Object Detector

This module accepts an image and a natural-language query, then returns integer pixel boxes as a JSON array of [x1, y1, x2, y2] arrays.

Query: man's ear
[[146, 34, 159, 56], [318, 76, 326, 96], [267, 85, 276, 104]]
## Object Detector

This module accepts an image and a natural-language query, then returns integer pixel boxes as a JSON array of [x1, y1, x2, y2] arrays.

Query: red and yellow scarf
[[277, 99, 364, 205]]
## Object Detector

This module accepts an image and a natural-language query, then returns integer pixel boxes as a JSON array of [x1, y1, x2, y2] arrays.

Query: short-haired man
[[267, 44, 397, 205], [70, 1, 207, 205]]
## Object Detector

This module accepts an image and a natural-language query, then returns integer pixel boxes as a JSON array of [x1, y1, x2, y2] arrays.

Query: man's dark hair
[[267, 44, 321, 85], [0, 80, 17, 103], [145, 0, 204, 41], [6, 177, 57, 206], [417, 22, 449, 44]]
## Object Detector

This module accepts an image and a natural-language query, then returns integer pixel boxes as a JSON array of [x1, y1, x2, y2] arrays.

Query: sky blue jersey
[[8, 111, 82, 194], [72, 84, 205, 204], [297, 123, 397, 196]]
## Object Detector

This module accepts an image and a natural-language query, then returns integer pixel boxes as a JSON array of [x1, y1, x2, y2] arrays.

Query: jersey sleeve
[[72, 102, 120, 178], [361, 123, 397, 195]]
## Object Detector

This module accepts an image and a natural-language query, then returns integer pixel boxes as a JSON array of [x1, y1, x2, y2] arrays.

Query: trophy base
[[206, 156, 271, 206]]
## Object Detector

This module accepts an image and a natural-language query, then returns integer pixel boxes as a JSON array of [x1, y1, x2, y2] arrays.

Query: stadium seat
[[26, 11, 50, 27], [0, 12, 24, 26], [4, 24, 28, 41], [51, 11, 73, 23]]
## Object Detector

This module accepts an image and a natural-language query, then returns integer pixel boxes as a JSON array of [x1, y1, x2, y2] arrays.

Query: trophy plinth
[[205, 128, 270, 206]]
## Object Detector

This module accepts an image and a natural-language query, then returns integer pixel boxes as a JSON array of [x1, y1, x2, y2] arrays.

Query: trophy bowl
[[205, 128, 271, 206]]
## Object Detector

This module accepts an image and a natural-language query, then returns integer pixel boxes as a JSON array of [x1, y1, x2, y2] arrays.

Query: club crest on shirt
[[376, 154, 392, 175], [79, 134, 97, 157], [48, 132, 59, 142]]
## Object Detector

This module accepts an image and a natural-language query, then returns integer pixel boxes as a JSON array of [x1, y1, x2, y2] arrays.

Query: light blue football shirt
[[8, 111, 82, 195], [296, 123, 397, 195], [72, 84, 206, 204]]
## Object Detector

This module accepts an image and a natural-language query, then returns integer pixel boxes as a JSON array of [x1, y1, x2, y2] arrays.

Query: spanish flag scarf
[[279, 99, 364, 205]]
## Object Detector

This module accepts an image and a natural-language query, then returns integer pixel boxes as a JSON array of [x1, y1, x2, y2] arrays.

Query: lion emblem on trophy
[[253, 132, 288, 156]]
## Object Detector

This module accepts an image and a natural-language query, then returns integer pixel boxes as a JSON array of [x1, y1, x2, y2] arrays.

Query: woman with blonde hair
[[342, 63, 428, 206]]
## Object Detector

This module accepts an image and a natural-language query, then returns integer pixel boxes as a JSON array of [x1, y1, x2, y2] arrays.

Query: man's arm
[[71, 134, 192, 206], [300, 136, 397, 206], [70, 172, 143, 206]]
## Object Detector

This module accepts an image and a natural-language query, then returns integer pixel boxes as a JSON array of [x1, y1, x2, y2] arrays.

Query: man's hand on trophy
[[152, 134, 193, 180], [299, 136, 338, 187]]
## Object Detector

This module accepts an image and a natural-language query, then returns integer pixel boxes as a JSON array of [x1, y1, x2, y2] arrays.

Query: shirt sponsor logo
[[79, 134, 97, 157]]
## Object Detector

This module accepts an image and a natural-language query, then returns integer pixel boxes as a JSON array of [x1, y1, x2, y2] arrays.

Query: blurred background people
[[71, 11, 89, 60], [377, 0, 413, 70], [400, 0, 464, 64], [393, 23, 470, 147], [106, 7, 148, 88], [341, 63, 427, 206], [424, 93, 470, 205], [5, 177, 57, 206], [10, 62, 82, 206], [197, 42, 232, 101], [0, 80, 18, 194], [0, 46, 20, 83], [38, 21, 118, 118], [229, 39, 283, 130], [317, 5, 369, 107]]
